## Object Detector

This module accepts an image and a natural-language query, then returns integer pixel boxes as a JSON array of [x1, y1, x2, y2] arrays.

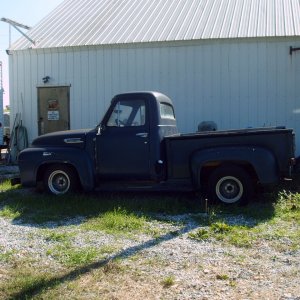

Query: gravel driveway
[[1, 211, 299, 300]]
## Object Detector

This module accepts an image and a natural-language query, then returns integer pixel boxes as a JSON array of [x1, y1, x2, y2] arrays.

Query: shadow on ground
[[2, 177, 296, 298]]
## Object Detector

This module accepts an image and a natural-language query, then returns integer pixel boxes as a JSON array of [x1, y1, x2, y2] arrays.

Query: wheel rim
[[215, 176, 243, 204], [48, 170, 70, 195]]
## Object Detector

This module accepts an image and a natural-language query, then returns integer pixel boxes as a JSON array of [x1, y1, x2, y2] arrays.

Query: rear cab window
[[160, 103, 175, 120]]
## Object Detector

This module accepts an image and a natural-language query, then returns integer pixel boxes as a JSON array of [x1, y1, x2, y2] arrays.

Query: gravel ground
[[0, 165, 299, 299], [0, 211, 300, 300]]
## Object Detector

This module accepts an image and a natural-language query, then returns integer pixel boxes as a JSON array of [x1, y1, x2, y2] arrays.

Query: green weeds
[[47, 244, 99, 267], [0, 249, 15, 263], [161, 275, 176, 288], [189, 188, 300, 249], [81, 208, 148, 235], [0, 204, 22, 219]]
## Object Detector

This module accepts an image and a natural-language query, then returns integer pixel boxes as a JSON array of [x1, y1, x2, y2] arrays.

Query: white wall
[[9, 37, 300, 154], [0, 88, 3, 144]]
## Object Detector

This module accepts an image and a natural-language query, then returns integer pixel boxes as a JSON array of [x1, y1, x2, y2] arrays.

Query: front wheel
[[208, 166, 253, 205], [43, 164, 78, 195]]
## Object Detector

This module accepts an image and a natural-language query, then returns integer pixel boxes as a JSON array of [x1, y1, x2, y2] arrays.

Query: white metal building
[[0, 61, 4, 145], [8, 0, 300, 155]]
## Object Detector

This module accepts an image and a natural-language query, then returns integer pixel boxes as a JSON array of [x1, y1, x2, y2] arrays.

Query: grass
[[43, 231, 73, 243], [0, 204, 23, 219], [0, 187, 200, 225], [0, 176, 299, 299], [0, 249, 15, 263], [81, 207, 148, 235], [47, 244, 100, 267], [188, 187, 300, 250], [161, 275, 176, 288]]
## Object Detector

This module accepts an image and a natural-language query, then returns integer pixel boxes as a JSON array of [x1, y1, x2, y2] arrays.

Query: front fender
[[190, 146, 278, 187], [18, 147, 95, 191]]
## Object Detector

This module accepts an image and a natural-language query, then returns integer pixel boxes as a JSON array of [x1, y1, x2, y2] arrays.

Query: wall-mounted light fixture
[[290, 46, 300, 55], [42, 76, 50, 83]]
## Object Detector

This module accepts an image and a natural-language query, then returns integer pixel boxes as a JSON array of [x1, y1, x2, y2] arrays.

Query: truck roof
[[112, 91, 173, 106]]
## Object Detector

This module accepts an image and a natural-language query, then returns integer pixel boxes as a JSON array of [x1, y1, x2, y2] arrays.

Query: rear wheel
[[208, 165, 253, 205], [43, 164, 78, 195]]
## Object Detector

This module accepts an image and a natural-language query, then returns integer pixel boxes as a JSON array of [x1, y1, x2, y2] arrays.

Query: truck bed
[[164, 127, 295, 180]]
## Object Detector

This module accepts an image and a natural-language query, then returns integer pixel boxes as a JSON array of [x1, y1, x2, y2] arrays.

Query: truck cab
[[95, 92, 178, 181]]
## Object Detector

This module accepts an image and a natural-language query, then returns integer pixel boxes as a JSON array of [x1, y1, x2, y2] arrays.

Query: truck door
[[96, 97, 150, 179]]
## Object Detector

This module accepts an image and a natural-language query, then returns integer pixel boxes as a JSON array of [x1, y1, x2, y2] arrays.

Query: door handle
[[136, 133, 148, 138]]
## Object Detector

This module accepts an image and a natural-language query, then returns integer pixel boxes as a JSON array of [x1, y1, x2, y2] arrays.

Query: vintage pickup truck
[[18, 91, 295, 205]]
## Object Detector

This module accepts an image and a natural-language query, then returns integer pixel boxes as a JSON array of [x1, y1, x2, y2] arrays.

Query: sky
[[0, 0, 64, 107]]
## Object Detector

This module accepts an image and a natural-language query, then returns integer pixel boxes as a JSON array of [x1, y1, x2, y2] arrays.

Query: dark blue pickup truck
[[18, 91, 295, 205]]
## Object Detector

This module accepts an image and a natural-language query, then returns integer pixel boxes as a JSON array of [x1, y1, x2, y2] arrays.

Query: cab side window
[[107, 99, 146, 127]]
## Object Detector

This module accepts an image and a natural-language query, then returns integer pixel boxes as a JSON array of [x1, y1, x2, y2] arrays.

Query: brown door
[[38, 86, 70, 135]]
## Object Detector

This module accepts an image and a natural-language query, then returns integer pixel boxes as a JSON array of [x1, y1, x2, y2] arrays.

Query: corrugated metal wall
[[9, 37, 300, 154], [0, 89, 3, 145]]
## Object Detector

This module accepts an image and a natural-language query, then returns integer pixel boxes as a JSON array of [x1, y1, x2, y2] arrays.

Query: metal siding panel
[[247, 42, 259, 125], [87, 49, 98, 127], [257, 0, 267, 36], [228, 43, 240, 128], [123, 0, 159, 43], [265, 42, 277, 124], [239, 0, 252, 37], [218, 42, 231, 128], [219, 0, 237, 38], [96, 48, 108, 115], [200, 44, 214, 124], [132, 1, 168, 42], [284, 0, 295, 36], [64, 50, 74, 127], [176, 0, 200, 40], [210, 0, 230, 38], [202, 0, 223, 39], [70, 0, 112, 46], [266, 0, 275, 36], [103, 48, 113, 106], [116, 1, 152, 43], [167, 0, 196, 41], [275, 0, 285, 36], [238, 43, 250, 128], [291, 0, 300, 35], [184, 46, 195, 130], [72, 51, 83, 129], [83, 0, 123, 45], [94, 0, 133, 44], [248, 0, 259, 37], [274, 44, 287, 126], [43, 0, 90, 47], [150, 1, 180, 41], [148, 1, 175, 41], [193, 0, 216, 39], [229, 0, 244, 38], [257, 41, 269, 125], [9, 0, 300, 50], [286, 40, 299, 134], [22, 52, 32, 129]]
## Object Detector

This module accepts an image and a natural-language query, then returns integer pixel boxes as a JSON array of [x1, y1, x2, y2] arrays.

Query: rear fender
[[190, 146, 278, 188], [18, 147, 95, 191]]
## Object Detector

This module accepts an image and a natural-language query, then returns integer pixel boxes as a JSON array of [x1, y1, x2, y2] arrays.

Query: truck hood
[[31, 129, 93, 148]]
